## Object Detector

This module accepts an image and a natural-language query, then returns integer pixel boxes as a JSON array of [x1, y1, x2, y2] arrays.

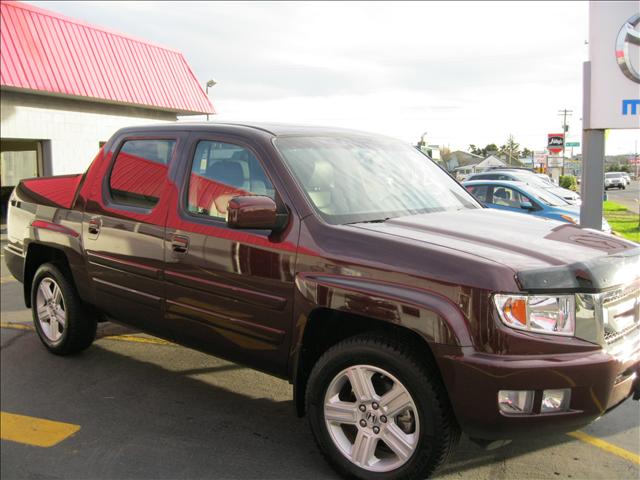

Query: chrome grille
[[602, 285, 639, 306], [604, 321, 639, 344], [602, 285, 639, 346]]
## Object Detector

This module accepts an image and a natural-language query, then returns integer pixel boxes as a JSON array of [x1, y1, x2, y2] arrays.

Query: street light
[[205, 78, 217, 121]]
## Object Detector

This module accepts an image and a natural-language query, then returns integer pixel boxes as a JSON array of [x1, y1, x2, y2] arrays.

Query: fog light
[[498, 390, 534, 414], [541, 389, 571, 413]]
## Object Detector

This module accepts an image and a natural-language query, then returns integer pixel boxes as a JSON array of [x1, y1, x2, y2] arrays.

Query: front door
[[164, 136, 298, 375], [83, 133, 186, 335]]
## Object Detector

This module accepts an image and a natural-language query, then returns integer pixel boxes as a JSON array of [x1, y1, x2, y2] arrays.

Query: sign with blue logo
[[588, 3, 640, 130]]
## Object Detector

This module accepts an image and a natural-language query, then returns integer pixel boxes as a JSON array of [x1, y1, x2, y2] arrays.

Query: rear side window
[[187, 140, 275, 219], [109, 139, 176, 209], [466, 185, 489, 203]]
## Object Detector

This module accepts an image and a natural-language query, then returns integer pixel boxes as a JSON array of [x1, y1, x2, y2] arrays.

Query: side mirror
[[227, 196, 288, 231], [520, 201, 535, 211]]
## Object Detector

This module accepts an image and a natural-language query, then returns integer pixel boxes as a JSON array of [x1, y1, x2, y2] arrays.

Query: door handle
[[171, 235, 190, 254], [87, 218, 101, 236]]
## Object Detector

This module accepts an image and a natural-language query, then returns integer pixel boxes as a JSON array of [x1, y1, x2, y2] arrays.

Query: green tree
[[499, 135, 520, 165], [468, 144, 481, 156], [484, 143, 499, 155], [559, 175, 578, 191]]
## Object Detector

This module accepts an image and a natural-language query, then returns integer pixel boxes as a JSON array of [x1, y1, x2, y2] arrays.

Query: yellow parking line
[[568, 430, 640, 465], [0, 276, 16, 284], [0, 411, 80, 447], [0, 322, 172, 346], [0, 322, 32, 331], [101, 334, 172, 346]]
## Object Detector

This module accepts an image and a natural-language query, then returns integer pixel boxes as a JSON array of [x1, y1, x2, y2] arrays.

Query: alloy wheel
[[323, 364, 420, 472]]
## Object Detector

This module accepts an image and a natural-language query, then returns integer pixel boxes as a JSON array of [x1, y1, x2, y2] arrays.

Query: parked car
[[535, 173, 556, 186], [463, 180, 611, 233], [5, 123, 639, 480], [467, 169, 581, 205], [605, 172, 626, 190]]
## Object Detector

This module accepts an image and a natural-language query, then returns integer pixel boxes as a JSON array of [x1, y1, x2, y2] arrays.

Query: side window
[[109, 139, 176, 209], [466, 185, 489, 203], [491, 186, 527, 208], [187, 140, 275, 219]]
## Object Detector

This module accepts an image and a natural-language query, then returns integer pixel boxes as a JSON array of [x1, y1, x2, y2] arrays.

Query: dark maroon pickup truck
[[5, 123, 640, 479]]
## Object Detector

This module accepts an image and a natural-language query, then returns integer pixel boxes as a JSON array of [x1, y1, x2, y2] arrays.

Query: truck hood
[[351, 209, 639, 292]]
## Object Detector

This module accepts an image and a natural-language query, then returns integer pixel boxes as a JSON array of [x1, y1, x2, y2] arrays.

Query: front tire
[[306, 335, 459, 480], [31, 263, 97, 355]]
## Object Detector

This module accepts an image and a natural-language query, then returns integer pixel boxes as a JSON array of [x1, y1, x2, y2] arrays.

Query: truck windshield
[[275, 135, 480, 224]]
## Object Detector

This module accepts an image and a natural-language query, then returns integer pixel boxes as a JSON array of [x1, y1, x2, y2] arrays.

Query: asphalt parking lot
[[1, 246, 639, 479]]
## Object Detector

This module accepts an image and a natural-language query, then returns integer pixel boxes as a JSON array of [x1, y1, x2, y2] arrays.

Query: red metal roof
[[0, 1, 214, 115]]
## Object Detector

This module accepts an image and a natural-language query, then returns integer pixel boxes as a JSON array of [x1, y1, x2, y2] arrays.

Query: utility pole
[[558, 109, 572, 176]]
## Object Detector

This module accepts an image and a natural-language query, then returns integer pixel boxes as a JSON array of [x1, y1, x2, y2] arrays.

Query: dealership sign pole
[[581, 1, 640, 230]]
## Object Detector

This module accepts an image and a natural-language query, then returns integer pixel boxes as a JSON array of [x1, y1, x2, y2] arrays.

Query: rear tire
[[306, 334, 459, 480], [31, 263, 97, 355]]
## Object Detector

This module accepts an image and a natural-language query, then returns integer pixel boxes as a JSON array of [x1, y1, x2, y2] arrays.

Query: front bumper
[[435, 343, 639, 440]]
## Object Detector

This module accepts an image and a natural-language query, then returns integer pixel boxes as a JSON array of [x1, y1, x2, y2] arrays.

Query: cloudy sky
[[30, 1, 638, 154]]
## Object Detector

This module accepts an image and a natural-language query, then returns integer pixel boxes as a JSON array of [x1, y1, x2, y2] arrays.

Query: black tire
[[31, 263, 97, 355], [306, 334, 460, 480]]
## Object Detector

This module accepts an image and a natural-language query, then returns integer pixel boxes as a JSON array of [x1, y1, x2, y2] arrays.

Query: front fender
[[295, 273, 473, 347]]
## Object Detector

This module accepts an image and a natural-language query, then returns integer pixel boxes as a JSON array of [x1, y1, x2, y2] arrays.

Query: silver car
[[605, 172, 626, 190]]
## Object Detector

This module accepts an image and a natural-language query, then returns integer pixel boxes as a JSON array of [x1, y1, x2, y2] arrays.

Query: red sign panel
[[547, 133, 565, 154]]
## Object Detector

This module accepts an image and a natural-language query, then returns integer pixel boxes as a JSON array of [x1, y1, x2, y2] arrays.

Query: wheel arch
[[291, 273, 472, 417], [23, 242, 79, 308]]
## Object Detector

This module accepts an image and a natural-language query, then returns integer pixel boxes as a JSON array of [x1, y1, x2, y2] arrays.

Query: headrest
[[208, 161, 244, 188], [307, 161, 334, 191]]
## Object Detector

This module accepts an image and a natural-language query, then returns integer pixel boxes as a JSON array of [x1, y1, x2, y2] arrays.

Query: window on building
[[109, 139, 176, 209], [187, 141, 275, 219]]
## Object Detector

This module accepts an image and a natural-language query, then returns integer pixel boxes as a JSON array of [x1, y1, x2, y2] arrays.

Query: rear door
[[83, 132, 187, 335], [163, 134, 298, 375]]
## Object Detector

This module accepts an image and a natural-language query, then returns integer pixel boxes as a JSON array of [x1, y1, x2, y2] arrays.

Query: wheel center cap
[[365, 411, 378, 425]]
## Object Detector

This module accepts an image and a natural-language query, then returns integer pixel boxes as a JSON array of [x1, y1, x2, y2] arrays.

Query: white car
[[604, 172, 626, 190]]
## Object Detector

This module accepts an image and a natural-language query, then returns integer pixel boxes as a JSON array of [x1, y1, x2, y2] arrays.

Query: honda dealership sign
[[588, 1, 640, 129]]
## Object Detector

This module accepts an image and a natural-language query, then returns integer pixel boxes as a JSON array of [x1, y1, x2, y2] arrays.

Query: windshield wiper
[[346, 217, 392, 225]]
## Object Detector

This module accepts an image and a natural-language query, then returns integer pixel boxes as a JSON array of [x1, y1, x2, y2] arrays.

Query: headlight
[[494, 294, 575, 336]]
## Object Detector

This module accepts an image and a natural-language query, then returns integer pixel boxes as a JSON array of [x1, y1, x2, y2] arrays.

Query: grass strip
[[603, 201, 639, 243]]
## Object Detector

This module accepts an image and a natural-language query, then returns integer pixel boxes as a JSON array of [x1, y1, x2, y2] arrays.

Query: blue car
[[463, 180, 611, 233]]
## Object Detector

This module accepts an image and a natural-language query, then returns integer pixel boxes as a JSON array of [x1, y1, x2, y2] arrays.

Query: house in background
[[0, 1, 213, 213], [453, 155, 508, 180], [443, 150, 483, 172]]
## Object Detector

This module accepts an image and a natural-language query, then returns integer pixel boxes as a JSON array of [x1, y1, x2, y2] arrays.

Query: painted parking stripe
[[0, 321, 172, 346], [0, 322, 32, 331], [0, 411, 80, 447], [100, 334, 172, 346], [568, 431, 640, 465]]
